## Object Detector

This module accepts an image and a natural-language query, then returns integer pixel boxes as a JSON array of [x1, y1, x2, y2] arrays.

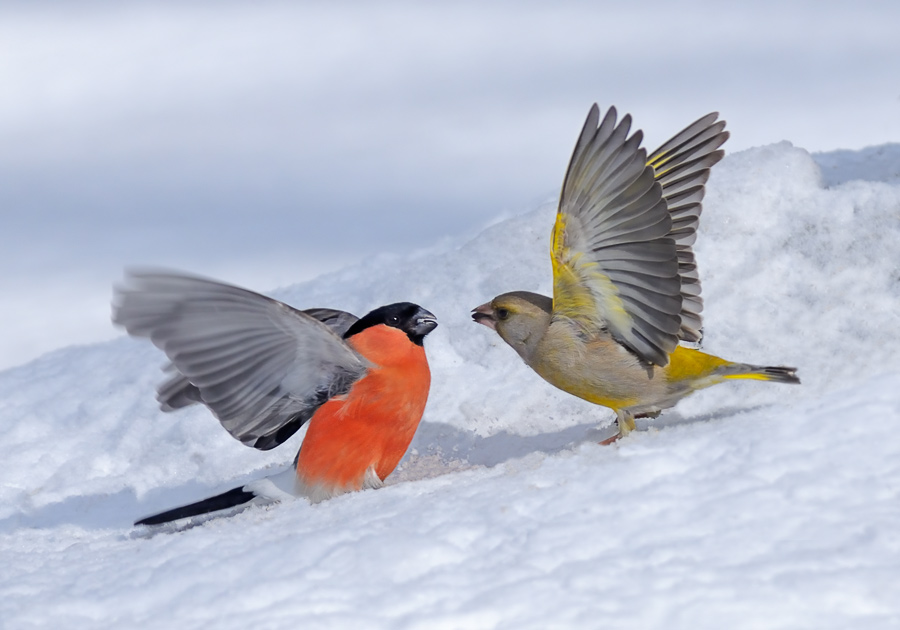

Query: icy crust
[[1, 142, 900, 629]]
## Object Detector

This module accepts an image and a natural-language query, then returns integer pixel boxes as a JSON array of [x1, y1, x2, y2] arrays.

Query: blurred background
[[2, 0, 898, 370]]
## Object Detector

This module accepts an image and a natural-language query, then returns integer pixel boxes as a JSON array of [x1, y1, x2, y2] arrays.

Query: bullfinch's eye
[[496, 308, 509, 320]]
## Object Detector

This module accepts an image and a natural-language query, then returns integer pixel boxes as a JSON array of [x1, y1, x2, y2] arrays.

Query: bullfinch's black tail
[[135, 486, 256, 526]]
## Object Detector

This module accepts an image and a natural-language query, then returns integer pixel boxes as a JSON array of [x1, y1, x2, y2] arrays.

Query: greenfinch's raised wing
[[647, 113, 729, 342], [552, 104, 680, 367], [113, 270, 370, 450]]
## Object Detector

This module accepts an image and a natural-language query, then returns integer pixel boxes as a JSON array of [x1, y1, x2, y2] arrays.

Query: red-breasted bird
[[473, 104, 799, 442], [114, 271, 437, 525]]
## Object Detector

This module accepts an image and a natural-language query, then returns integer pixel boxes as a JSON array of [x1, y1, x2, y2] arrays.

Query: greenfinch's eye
[[496, 308, 509, 320]]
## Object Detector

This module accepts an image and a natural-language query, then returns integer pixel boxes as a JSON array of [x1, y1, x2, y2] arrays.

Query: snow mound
[[2, 142, 899, 629]]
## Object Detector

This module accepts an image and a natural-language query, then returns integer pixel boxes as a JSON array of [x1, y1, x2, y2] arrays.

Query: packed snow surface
[[2, 142, 900, 629]]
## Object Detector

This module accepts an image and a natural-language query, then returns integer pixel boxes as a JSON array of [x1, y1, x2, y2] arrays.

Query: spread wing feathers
[[113, 271, 369, 450], [552, 104, 682, 367], [155, 306, 360, 413], [647, 112, 729, 343]]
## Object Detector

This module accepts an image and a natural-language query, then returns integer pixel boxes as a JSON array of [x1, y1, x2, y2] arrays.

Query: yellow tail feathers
[[666, 346, 800, 385]]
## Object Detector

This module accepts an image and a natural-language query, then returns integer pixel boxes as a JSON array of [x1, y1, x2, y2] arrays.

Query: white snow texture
[[2, 141, 900, 629]]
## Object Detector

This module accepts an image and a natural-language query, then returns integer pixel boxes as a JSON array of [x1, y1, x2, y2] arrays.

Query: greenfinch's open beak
[[471, 302, 496, 330]]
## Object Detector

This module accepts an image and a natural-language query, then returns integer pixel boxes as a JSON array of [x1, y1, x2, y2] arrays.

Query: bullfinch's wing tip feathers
[[113, 270, 370, 451], [647, 113, 729, 343], [552, 104, 681, 367], [151, 306, 361, 425]]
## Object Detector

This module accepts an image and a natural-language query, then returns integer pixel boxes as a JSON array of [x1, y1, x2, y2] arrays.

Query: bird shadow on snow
[[0, 486, 146, 533], [390, 403, 766, 482], [0, 476, 260, 534], [0, 404, 765, 534]]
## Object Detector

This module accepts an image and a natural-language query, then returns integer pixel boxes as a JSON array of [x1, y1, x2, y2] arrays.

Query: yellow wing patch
[[550, 212, 630, 332]]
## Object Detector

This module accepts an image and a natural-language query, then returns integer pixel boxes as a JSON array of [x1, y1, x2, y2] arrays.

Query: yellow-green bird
[[473, 104, 799, 441]]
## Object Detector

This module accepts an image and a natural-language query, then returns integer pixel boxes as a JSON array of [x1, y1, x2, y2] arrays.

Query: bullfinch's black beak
[[413, 309, 438, 336]]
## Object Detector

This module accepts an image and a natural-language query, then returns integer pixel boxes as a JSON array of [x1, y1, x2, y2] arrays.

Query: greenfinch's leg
[[599, 410, 635, 445], [617, 410, 636, 437]]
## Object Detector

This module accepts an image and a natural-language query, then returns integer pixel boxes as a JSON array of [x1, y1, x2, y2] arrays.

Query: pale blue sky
[[1, 0, 898, 368]]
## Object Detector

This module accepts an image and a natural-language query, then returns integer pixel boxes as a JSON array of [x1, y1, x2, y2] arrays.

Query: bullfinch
[[114, 271, 437, 525], [473, 104, 799, 442]]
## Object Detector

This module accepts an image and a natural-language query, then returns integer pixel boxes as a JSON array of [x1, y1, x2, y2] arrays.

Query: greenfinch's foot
[[599, 420, 623, 445]]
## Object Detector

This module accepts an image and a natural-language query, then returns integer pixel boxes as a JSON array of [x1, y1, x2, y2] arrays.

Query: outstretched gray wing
[[113, 270, 369, 450], [551, 104, 727, 365], [551, 104, 679, 366], [647, 112, 728, 343], [154, 306, 360, 427]]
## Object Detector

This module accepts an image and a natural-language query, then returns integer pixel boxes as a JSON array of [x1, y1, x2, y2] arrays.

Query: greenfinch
[[473, 104, 799, 441]]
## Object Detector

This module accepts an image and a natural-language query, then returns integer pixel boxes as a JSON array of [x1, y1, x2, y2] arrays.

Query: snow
[[2, 141, 900, 629]]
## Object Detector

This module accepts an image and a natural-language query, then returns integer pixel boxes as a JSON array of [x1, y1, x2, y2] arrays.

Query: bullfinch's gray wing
[[113, 270, 369, 450], [154, 306, 360, 419]]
